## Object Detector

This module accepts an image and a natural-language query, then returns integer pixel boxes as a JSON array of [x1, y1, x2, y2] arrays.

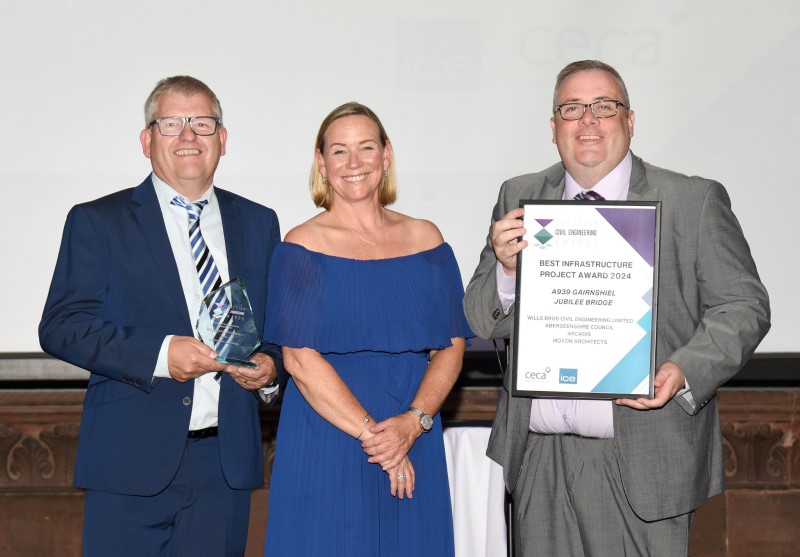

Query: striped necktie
[[172, 196, 230, 374], [573, 190, 604, 201], [171, 196, 223, 295]]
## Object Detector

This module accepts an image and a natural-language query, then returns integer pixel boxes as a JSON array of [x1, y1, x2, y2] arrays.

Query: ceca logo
[[524, 366, 551, 381]]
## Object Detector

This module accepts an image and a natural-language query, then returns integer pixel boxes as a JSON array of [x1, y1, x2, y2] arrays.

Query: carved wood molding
[[717, 390, 799, 488], [2, 388, 798, 492], [0, 422, 80, 488]]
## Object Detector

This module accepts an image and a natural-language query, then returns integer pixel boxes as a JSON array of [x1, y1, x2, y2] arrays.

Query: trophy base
[[216, 356, 260, 369]]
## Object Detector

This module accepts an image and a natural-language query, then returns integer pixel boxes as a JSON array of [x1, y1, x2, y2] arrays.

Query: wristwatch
[[407, 407, 433, 433]]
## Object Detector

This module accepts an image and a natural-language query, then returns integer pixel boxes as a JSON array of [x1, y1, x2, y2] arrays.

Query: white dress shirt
[[151, 173, 229, 431]]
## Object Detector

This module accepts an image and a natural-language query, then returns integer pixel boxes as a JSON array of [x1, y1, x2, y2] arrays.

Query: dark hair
[[553, 60, 630, 112]]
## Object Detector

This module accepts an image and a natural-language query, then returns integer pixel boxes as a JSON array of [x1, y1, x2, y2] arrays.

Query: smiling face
[[316, 115, 392, 207], [550, 69, 634, 187], [140, 92, 227, 199]]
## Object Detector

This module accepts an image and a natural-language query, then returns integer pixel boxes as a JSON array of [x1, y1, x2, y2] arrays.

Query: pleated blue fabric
[[263, 241, 472, 557]]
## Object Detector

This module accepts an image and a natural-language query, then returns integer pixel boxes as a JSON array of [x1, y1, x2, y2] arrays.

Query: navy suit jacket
[[39, 176, 283, 496]]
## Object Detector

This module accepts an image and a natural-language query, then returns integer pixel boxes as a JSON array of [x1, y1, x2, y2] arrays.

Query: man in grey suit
[[464, 60, 770, 556]]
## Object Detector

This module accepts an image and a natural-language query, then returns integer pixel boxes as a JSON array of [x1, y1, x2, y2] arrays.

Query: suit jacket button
[[492, 308, 501, 320], [182, 397, 192, 406]]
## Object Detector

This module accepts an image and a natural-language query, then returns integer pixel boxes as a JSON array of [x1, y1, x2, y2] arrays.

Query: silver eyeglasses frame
[[148, 116, 221, 136]]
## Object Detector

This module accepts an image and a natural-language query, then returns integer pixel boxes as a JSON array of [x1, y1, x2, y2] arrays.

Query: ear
[[218, 126, 228, 156], [315, 148, 326, 177], [550, 116, 557, 145], [140, 128, 152, 158], [383, 140, 393, 171], [627, 110, 635, 139]]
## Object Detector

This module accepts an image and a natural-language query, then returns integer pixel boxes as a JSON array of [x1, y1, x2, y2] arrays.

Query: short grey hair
[[144, 75, 222, 125]]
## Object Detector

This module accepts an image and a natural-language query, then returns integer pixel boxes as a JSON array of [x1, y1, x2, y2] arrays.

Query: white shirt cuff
[[258, 381, 280, 405], [153, 335, 173, 378]]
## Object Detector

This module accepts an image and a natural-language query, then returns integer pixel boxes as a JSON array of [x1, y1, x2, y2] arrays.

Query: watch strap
[[407, 407, 433, 432]]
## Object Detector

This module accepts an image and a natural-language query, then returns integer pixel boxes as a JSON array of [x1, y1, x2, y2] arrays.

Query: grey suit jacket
[[464, 154, 770, 521]]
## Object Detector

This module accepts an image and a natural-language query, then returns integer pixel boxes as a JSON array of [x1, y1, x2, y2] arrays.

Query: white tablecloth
[[443, 426, 507, 557]]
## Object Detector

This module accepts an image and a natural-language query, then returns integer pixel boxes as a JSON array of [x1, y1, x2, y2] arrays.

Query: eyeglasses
[[554, 100, 627, 121], [148, 116, 221, 136]]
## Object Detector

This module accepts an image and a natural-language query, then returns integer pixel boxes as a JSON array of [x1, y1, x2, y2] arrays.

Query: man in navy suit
[[39, 76, 284, 556]]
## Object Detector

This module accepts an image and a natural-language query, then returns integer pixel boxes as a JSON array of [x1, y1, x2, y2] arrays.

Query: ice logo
[[559, 368, 578, 384]]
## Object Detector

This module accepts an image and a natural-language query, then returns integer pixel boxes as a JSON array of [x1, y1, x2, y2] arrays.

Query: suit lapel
[[626, 153, 657, 201], [215, 188, 247, 394], [540, 164, 567, 199], [216, 188, 244, 280], [132, 177, 193, 331]]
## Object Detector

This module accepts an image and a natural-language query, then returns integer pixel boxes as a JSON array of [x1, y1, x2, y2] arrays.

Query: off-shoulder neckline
[[279, 241, 450, 262]]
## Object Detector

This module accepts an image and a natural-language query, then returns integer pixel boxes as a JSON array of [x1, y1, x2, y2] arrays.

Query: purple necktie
[[573, 190, 604, 201]]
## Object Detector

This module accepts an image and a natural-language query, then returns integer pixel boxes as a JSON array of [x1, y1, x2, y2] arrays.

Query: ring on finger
[[397, 473, 406, 480]]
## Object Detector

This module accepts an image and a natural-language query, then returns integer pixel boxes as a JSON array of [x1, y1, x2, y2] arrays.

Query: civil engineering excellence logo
[[532, 219, 554, 248]]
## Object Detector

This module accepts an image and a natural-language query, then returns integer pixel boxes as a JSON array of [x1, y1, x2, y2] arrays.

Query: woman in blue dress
[[263, 102, 472, 556]]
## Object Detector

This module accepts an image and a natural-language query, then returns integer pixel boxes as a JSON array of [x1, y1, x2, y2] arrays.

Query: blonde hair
[[310, 102, 397, 210]]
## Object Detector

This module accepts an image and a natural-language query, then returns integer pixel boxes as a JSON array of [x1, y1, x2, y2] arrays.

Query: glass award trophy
[[196, 277, 261, 368]]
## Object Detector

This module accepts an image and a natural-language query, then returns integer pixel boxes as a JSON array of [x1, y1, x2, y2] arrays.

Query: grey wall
[[3, 0, 797, 352]]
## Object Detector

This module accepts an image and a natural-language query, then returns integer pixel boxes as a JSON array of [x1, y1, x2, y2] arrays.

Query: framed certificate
[[511, 200, 661, 399]]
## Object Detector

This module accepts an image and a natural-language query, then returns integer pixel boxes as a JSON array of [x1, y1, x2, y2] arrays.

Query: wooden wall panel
[[2, 386, 799, 556]]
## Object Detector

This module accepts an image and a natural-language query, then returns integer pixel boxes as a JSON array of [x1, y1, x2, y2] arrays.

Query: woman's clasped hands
[[361, 412, 422, 499]]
